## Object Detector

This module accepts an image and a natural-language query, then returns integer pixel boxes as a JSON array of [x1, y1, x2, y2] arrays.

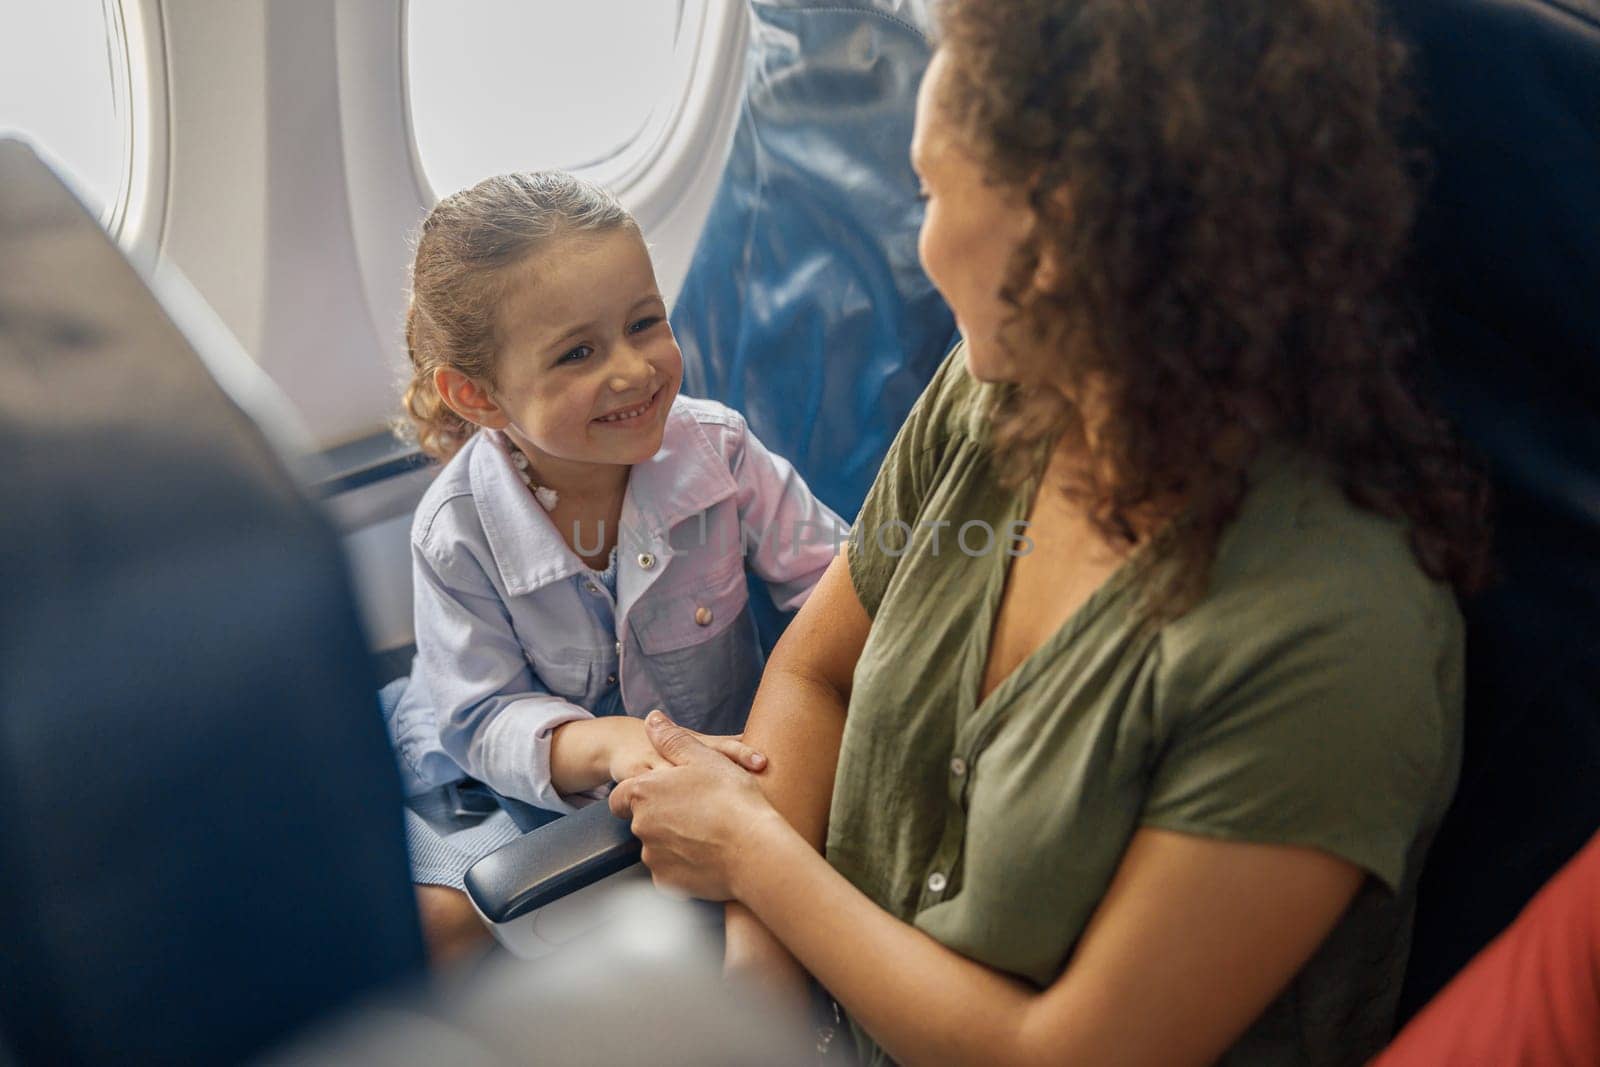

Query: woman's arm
[[744, 824, 1360, 1066], [615, 723, 1362, 1067], [722, 553, 873, 997]]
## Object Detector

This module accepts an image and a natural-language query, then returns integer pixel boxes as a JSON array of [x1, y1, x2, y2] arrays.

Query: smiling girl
[[387, 172, 844, 961]]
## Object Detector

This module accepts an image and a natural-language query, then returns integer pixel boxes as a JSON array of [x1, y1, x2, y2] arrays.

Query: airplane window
[[407, 0, 692, 197], [0, 0, 132, 228]]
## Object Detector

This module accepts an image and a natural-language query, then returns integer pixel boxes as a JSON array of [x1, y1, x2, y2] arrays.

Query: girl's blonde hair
[[399, 171, 637, 461]]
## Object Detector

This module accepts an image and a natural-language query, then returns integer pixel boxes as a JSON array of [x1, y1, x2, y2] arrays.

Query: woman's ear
[[1032, 245, 1066, 295], [434, 367, 509, 430], [1028, 184, 1073, 295]]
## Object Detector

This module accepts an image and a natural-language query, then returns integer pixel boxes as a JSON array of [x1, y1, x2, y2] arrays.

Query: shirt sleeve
[[846, 343, 967, 618], [1141, 580, 1459, 894], [410, 538, 598, 815], [727, 411, 851, 612]]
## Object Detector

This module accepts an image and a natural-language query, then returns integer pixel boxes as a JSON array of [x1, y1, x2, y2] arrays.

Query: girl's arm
[[725, 412, 850, 610], [412, 537, 766, 807], [616, 731, 1362, 1067], [723, 554, 872, 1000], [412, 539, 599, 813]]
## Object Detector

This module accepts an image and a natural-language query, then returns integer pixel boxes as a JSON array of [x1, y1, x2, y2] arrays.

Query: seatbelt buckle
[[447, 780, 501, 818]]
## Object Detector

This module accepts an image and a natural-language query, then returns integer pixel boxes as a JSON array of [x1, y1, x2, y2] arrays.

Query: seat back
[[1383, 0, 1600, 1014], [670, 0, 956, 524], [0, 141, 424, 1065]]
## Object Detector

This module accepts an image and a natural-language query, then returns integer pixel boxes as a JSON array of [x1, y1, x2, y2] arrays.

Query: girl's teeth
[[599, 397, 651, 423]]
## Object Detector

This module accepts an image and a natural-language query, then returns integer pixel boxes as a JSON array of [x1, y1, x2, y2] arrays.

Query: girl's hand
[[610, 710, 791, 901], [606, 711, 767, 783], [551, 714, 766, 796]]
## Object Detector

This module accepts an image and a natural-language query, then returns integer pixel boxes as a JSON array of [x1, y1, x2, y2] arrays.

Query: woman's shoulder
[[874, 339, 994, 474], [923, 339, 994, 443], [1222, 447, 1452, 603], [1160, 445, 1464, 698]]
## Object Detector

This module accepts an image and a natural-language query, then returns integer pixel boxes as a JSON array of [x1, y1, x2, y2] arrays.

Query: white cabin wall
[[158, 0, 405, 448], [157, 0, 272, 366], [259, 1, 404, 448]]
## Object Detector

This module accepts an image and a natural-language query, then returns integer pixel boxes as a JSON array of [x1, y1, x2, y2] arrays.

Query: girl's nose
[[608, 345, 654, 392]]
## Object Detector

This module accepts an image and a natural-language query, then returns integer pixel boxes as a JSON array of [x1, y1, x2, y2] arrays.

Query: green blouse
[[829, 343, 1463, 1066]]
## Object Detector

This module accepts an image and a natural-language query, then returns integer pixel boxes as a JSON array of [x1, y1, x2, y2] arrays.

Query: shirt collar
[[469, 401, 739, 596]]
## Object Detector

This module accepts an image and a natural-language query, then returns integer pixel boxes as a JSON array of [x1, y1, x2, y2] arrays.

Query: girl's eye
[[557, 344, 593, 365], [629, 316, 662, 334]]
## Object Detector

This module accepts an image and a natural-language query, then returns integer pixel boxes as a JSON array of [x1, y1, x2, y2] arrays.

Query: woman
[[611, 1, 1490, 1064]]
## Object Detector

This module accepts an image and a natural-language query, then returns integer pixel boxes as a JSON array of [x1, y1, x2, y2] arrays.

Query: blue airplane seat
[[1388, 0, 1600, 1017], [670, 0, 957, 643], [0, 142, 425, 1065]]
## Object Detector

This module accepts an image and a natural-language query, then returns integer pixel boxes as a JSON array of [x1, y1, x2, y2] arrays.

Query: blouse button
[[694, 606, 713, 627], [949, 757, 967, 778], [927, 871, 948, 895], [637, 552, 656, 570]]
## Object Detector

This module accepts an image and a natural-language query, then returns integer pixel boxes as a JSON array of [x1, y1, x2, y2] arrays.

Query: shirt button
[[927, 871, 948, 895], [694, 606, 713, 627], [637, 552, 656, 570], [949, 757, 967, 778], [614, 640, 622, 656], [605, 673, 617, 686], [584, 582, 600, 595]]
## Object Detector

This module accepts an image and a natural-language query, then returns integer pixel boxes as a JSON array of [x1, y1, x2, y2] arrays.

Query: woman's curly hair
[[935, 0, 1492, 611]]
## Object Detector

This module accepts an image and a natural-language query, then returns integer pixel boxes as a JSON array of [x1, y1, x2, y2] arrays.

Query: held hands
[[549, 713, 766, 797], [610, 710, 788, 901], [608, 711, 767, 782]]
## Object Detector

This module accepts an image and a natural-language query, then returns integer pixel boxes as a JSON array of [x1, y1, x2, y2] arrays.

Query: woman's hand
[[550, 713, 766, 796], [610, 710, 792, 901], [606, 712, 768, 782]]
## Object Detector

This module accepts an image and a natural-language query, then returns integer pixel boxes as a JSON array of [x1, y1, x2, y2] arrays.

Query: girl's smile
[[592, 384, 665, 427]]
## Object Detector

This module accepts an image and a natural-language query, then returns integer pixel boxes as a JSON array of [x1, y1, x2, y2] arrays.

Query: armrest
[[463, 801, 642, 924]]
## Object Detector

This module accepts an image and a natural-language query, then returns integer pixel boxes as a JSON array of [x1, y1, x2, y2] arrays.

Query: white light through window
[[407, 0, 688, 198], [0, 0, 131, 225]]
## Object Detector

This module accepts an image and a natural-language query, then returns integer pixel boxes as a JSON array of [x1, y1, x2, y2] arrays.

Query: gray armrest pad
[[463, 802, 642, 924]]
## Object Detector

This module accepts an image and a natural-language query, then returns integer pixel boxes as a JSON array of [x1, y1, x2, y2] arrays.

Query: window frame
[[398, 0, 718, 211], [98, 0, 136, 236], [116, 0, 169, 268], [1, 0, 140, 235]]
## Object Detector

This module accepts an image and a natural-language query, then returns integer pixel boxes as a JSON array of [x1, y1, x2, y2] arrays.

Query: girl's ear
[[434, 367, 510, 430]]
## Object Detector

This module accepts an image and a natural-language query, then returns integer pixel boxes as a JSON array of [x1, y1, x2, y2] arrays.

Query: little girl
[[385, 172, 846, 961]]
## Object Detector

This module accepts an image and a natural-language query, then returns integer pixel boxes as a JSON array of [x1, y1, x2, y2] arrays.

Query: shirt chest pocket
[[632, 564, 748, 654], [629, 565, 761, 733], [525, 645, 594, 701]]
